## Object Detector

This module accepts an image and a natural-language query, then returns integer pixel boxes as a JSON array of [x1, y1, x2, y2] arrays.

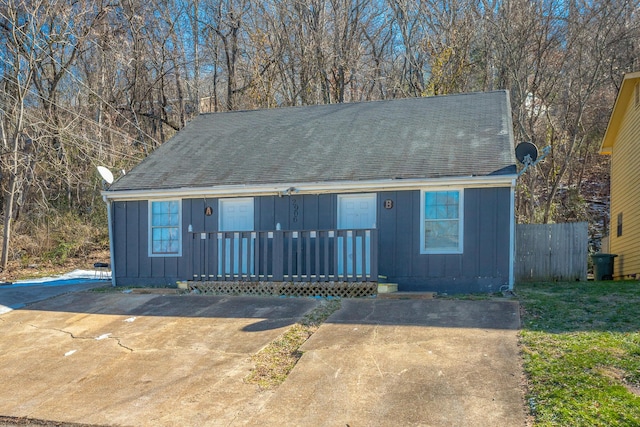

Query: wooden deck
[[188, 228, 378, 283]]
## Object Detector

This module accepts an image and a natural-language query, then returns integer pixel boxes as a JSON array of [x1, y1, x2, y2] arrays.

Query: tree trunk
[[1, 177, 17, 270], [0, 106, 25, 270]]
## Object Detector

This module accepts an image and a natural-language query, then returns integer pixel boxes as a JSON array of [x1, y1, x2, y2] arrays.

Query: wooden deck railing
[[189, 229, 378, 282]]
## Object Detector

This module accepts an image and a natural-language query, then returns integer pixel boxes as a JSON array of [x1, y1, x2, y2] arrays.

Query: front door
[[337, 194, 376, 276], [219, 198, 254, 275]]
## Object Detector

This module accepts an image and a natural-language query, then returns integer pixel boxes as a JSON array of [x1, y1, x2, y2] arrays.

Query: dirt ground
[[0, 415, 105, 426]]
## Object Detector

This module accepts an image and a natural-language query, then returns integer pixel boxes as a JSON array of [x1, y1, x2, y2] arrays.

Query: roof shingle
[[109, 91, 516, 192]]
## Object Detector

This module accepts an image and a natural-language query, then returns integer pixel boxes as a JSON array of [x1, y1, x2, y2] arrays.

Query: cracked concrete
[[0, 292, 526, 426], [242, 298, 526, 427], [0, 292, 319, 426], [4, 317, 136, 353]]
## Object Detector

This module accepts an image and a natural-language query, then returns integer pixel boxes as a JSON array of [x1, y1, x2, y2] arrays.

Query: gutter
[[103, 195, 116, 287], [508, 178, 516, 290], [101, 174, 518, 201]]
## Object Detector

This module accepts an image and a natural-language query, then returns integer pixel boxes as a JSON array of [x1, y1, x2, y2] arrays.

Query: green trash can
[[591, 253, 617, 281]]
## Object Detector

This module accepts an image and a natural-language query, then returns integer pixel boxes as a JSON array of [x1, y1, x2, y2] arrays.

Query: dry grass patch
[[246, 299, 341, 389]]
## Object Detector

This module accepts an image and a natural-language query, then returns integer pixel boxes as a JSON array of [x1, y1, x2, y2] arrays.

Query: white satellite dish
[[97, 166, 114, 184]]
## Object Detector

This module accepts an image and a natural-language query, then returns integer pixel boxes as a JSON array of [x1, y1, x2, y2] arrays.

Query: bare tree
[[200, 0, 252, 110], [387, 0, 427, 96], [0, 1, 38, 269], [0, 0, 638, 266]]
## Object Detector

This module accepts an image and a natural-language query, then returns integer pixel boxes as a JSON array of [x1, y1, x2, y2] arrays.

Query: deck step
[[377, 283, 398, 293]]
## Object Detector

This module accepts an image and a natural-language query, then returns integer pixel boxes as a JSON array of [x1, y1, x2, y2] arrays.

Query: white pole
[[104, 195, 116, 287]]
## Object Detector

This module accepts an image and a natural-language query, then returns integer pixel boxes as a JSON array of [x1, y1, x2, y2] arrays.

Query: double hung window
[[420, 190, 463, 254], [149, 200, 181, 256]]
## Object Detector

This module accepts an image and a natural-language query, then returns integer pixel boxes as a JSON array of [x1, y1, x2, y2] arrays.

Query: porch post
[[273, 231, 284, 281], [371, 229, 378, 281]]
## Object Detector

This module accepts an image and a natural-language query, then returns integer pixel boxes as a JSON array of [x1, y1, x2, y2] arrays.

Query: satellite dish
[[97, 166, 114, 184], [515, 142, 539, 165]]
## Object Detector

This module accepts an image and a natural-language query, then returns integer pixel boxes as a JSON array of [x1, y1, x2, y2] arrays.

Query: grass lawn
[[517, 281, 640, 426]]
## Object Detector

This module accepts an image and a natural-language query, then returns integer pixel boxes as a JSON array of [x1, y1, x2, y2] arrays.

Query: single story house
[[102, 91, 518, 294], [600, 71, 640, 279]]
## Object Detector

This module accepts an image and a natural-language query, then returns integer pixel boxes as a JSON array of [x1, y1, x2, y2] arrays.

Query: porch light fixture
[[281, 186, 298, 196]]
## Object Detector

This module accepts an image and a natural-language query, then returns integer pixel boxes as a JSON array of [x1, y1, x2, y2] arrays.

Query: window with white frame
[[420, 190, 463, 254], [149, 200, 181, 256]]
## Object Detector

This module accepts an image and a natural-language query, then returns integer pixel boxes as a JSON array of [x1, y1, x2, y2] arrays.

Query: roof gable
[[109, 91, 516, 192], [601, 71, 640, 154]]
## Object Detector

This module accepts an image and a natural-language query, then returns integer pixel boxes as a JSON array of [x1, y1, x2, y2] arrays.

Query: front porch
[[187, 228, 379, 297]]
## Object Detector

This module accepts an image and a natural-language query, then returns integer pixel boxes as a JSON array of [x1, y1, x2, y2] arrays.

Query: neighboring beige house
[[600, 71, 640, 279]]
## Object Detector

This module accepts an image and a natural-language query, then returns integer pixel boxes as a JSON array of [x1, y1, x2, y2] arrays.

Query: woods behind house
[[0, 0, 638, 268]]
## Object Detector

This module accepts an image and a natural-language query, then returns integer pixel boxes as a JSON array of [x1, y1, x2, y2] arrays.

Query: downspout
[[103, 194, 116, 287], [508, 178, 516, 290]]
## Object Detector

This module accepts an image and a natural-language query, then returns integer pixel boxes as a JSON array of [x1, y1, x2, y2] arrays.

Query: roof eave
[[102, 174, 518, 201], [600, 71, 640, 155]]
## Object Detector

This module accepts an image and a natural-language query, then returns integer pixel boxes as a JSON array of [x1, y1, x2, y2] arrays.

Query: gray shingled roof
[[109, 91, 516, 192]]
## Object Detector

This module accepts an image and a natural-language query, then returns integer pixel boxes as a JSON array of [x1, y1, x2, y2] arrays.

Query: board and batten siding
[[112, 188, 511, 292], [112, 200, 185, 286], [609, 89, 640, 278], [377, 188, 511, 293], [112, 195, 338, 286]]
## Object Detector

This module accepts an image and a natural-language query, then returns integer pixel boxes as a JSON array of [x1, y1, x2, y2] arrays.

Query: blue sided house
[[102, 91, 518, 294]]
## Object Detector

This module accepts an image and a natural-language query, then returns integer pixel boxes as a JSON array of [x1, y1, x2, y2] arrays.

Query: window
[[149, 200, 181, 256], [420, 190, 463, 254], [617, 212, 623, 237], [636, 83, 640, 109]]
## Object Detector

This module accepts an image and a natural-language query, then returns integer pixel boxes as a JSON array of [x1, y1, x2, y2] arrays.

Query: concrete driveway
[[245, 299, 525, 426], [0, 292, 526, 426], [0, 281, 104, 315]]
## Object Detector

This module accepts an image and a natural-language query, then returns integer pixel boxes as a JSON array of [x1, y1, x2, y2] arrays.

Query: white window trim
[[148, 199, 182, 257], [420, 188, 464, 254]]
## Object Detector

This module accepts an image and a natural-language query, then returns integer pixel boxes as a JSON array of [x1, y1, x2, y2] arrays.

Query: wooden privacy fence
[[516, 222, 588, 282]]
